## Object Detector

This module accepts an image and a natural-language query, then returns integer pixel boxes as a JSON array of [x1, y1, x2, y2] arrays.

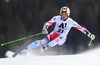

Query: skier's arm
[[42, 17, 56, 34], [72, 21, 95, 40]]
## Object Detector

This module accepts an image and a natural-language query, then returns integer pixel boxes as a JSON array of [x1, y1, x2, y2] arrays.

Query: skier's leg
[[27, 37, 49, 50], [47, 37, 61, 47], [48, 36, 66, 47]]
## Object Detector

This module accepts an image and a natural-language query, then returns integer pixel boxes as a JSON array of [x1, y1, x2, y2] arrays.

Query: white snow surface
[[0, 47, 100, 65]]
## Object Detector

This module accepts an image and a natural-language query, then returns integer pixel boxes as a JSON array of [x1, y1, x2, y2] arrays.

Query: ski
[[12, 40, 32, 58]]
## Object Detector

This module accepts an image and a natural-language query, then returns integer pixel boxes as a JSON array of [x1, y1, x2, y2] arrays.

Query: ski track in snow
[[0, 47, 100, 65]]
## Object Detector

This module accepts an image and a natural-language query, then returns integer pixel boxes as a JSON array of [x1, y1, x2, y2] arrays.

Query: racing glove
[[87, 33, 95, 40], [42, 24, 48, 34]]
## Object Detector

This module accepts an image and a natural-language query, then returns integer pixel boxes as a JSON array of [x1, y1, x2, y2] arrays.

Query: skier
[[27, 6, 95, 50]]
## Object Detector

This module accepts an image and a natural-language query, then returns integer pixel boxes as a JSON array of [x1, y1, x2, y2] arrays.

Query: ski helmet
[[60, 6, 70, 16]]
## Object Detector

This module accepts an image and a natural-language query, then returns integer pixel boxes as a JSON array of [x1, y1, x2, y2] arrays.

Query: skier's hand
[[87, 33, 95, 40], [42, 26, 48, 34]]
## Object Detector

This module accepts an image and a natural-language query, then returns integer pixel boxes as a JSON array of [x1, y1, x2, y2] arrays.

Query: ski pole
[[0, 32, 42, 46], [88, 39, 93, 47]]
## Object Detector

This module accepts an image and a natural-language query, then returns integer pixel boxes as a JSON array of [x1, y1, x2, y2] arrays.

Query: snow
[[0, 47, 100, 65]]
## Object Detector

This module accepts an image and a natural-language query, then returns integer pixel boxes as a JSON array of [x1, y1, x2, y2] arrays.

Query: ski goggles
[[60, 11, 68, 16]]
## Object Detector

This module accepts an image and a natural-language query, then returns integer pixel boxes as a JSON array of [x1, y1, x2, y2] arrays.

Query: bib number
[[57, 23, 67, 33], [57, 29, 64, 33]]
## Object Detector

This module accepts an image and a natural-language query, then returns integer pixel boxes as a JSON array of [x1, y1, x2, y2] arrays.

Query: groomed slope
[[0, 47, 100, 65]]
